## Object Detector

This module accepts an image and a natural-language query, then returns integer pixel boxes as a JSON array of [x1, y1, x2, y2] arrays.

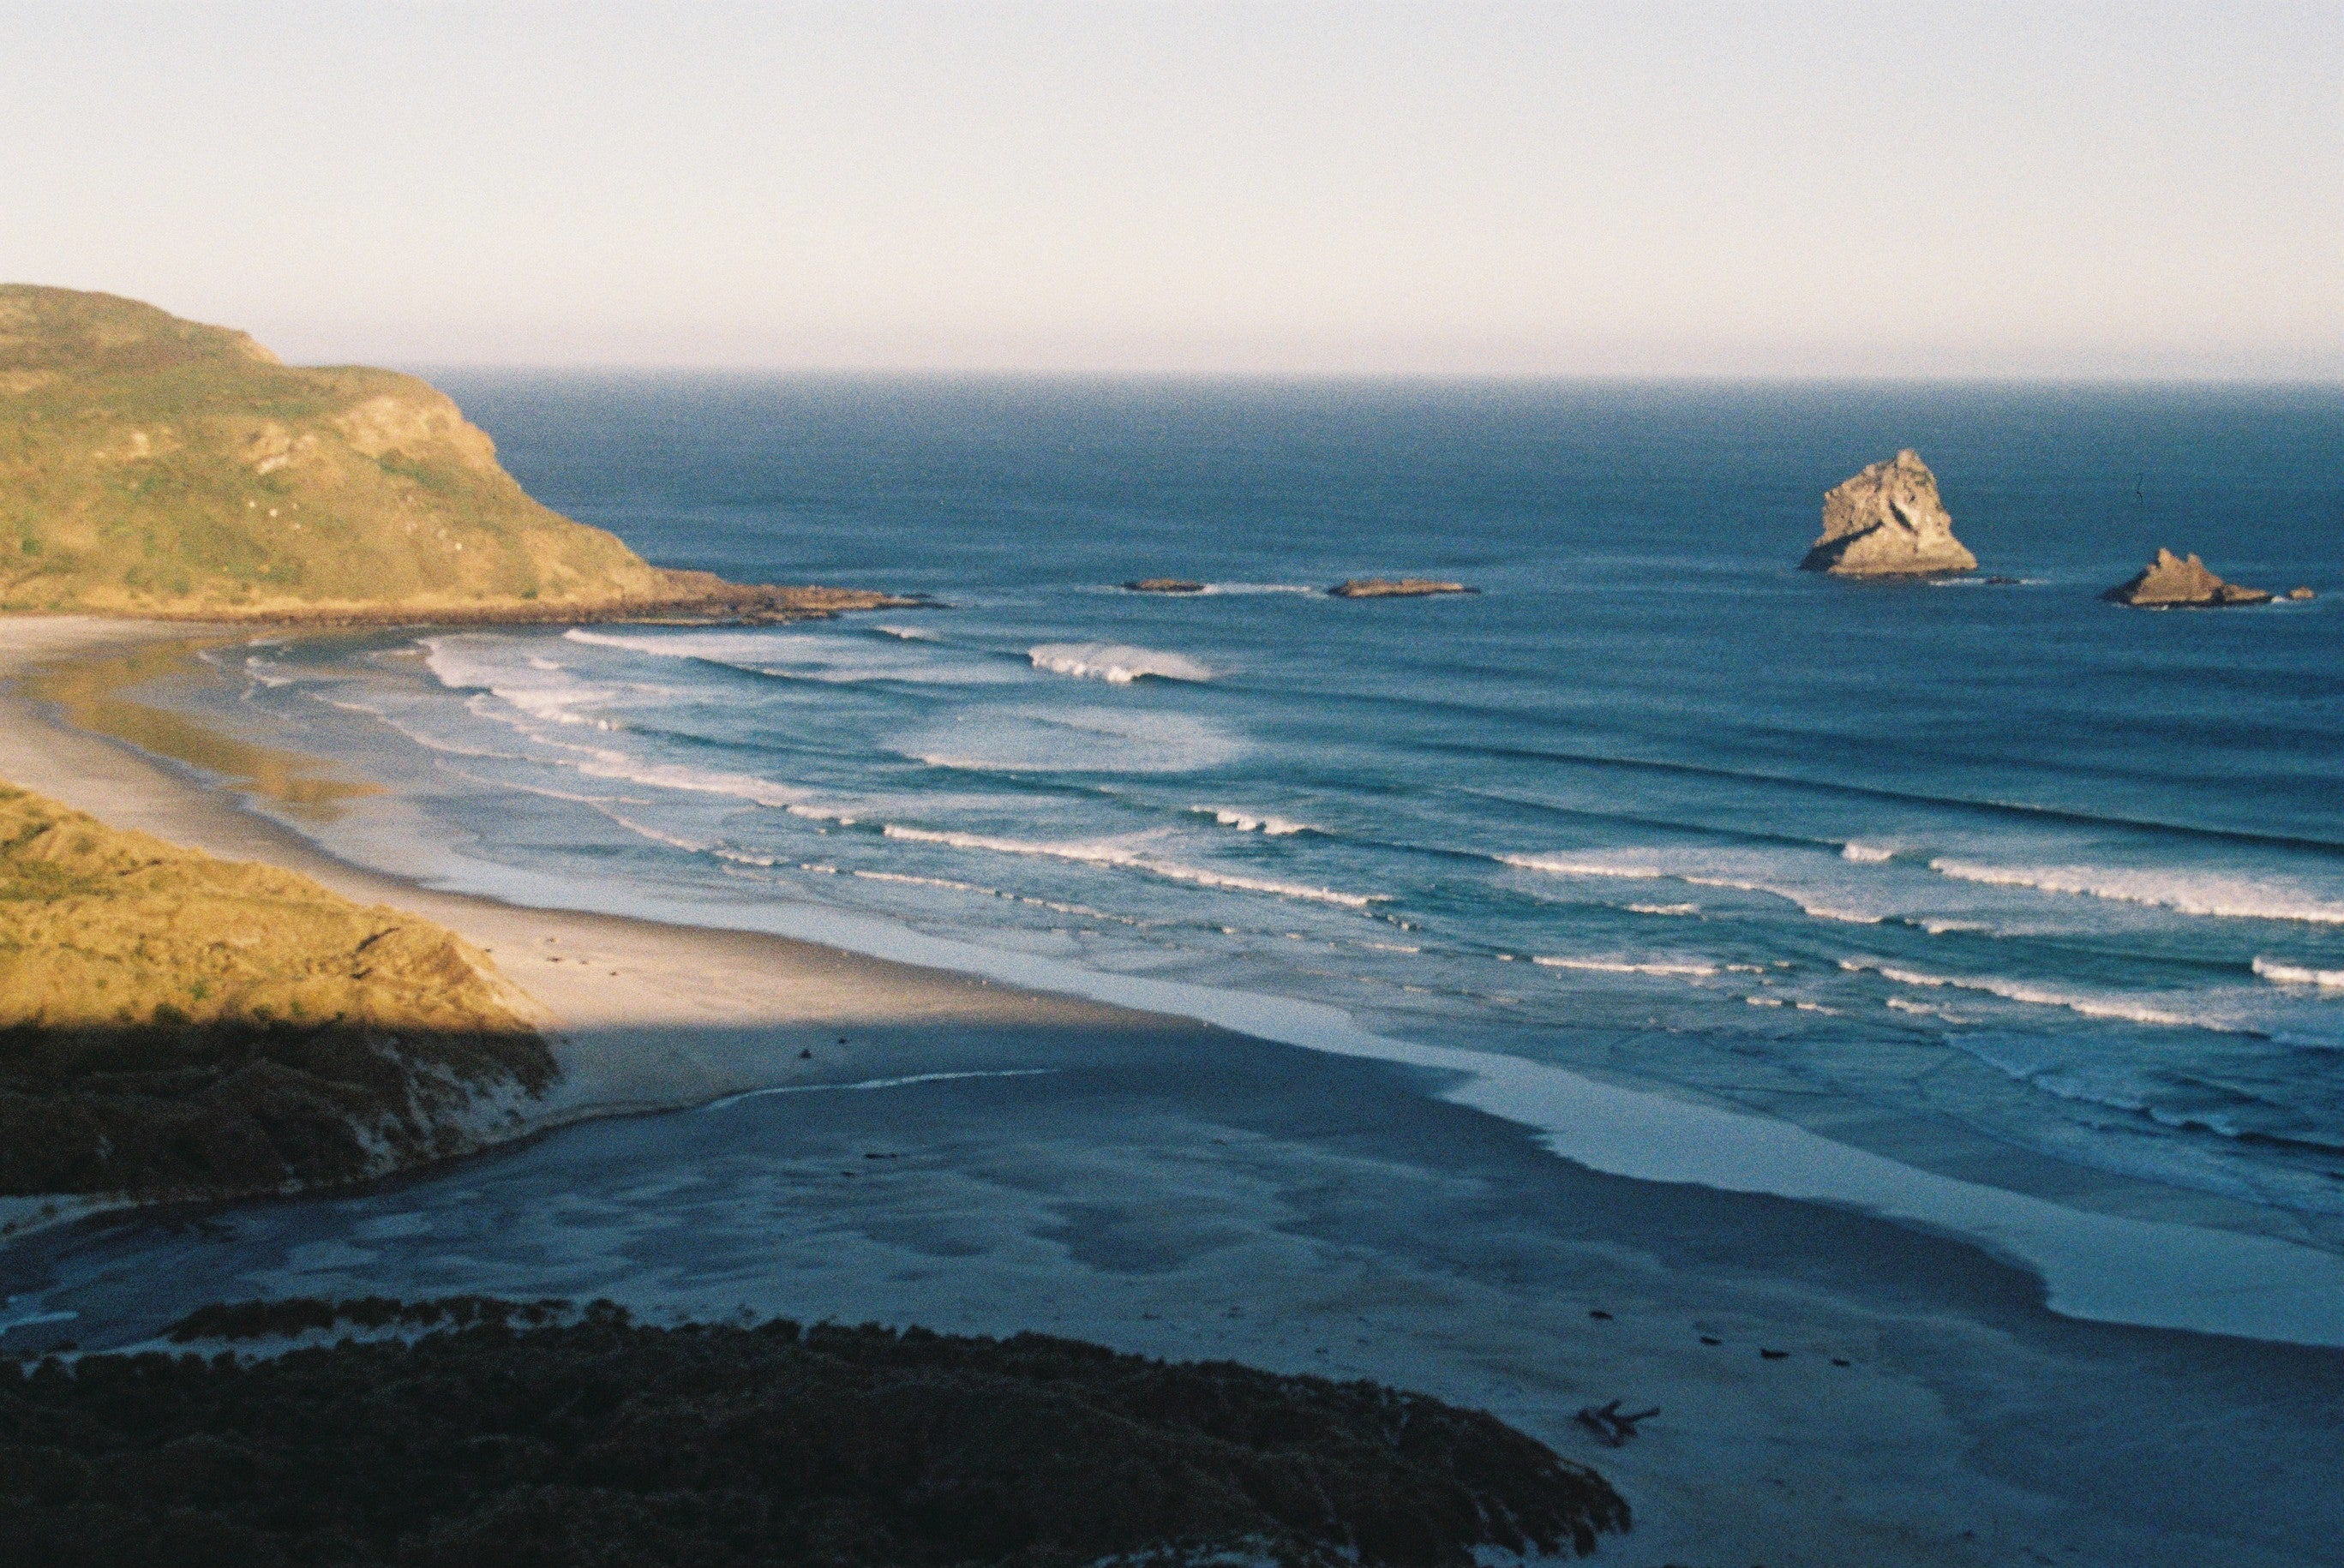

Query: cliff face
[[0, 286, 896, 621], [1801, 449, 1978, 577], [2102, 548, 2274, 607]]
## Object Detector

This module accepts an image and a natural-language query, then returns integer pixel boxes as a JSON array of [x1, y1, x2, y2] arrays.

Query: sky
[[1, 2, 2336, 377]]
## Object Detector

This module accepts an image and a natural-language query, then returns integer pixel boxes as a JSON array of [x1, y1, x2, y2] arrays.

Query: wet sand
[[5, 614, 2343, 1567]]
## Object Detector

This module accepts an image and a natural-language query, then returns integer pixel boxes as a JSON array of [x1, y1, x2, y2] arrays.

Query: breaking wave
[[881, 825, 1382, 907], [1928, 859, 2344, 925], [1497, 853, 1887, 924], [1196, 806, 1315, 836], [1028, 643, 1215, 684], [1839, 958, 2240, 1033], [1532, 956, 1719, 978], [2254, 957, 2344, 989]]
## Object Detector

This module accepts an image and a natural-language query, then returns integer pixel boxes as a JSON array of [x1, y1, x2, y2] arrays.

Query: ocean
[[161, 377, 2344, 1289]]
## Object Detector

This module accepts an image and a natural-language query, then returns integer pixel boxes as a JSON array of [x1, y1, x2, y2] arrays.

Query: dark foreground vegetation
[[0, 1301, 1628, 1567]]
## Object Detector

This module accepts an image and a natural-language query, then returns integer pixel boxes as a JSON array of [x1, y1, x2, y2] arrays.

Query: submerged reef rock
[[0, 284, 907, 622], [1, 1305, 1632, 1566], [0, 781, 551, 1202], [2102, 549, 2275, 607], [1124, 578, 1207, 593], [1328, 578, 1478, 598], [1801, 450, 1978, 577]]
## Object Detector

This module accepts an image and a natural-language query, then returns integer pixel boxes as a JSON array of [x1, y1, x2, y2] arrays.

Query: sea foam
[[882, 824, 1380, 907], [2254, 957, 2344, 989], [1532, 956, 1720, 978], [1196, 806, 1314, 836], [1838, 958, 2228, 1032], [1928, 859, 2344, 925], [1497, 852, 1890, 924], [1028, 643, 1214, 684]]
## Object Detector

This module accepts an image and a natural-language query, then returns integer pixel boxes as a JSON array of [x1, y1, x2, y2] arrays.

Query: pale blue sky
[[3, 2, 2335, 375]]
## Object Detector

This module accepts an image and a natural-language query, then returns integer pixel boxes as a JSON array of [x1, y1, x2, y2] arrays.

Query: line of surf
[[578, 884, 2344, 1351], [881, 824, 1382, 908], [1440, 741, 2344, 858]]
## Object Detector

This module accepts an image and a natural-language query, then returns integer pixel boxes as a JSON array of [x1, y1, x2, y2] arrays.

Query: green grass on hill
[[0, 781, 550, 1199], [0, 284, 685, 617]]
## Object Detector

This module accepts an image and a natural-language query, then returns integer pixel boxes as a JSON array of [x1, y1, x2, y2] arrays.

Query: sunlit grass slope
[[0, 284, 873, 619], [0, 781, 550, 1198]]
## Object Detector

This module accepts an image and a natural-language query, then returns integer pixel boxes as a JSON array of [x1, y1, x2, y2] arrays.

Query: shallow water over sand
[[143, 379, 2344, 1259]]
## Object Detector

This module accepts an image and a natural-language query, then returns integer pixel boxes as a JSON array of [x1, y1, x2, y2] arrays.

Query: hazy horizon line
[[388, 362, 2344, 390]]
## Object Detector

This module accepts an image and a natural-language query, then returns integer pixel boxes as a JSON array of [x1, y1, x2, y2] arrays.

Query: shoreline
[[9, 615, 2344, 1350], [17, 580, 931, 629], [9, 614, 2344, 1565], [0, 614, 1204, 1235]]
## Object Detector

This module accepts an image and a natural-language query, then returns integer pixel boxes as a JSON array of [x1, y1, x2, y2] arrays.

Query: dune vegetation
[[0, 781, 550, 1200], [0, 284, 896, 622], [0, 1303, 1630, 1566]]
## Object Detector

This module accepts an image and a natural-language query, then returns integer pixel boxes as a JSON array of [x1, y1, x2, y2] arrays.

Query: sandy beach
[[5, 614, 2344, 1568], [0, 616, 1164, 1125]]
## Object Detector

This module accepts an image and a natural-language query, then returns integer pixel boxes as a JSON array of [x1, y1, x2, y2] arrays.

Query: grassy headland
[[0, 284, 901, 622], [0, 781, 550, 1201], [0, 1304, 1629, 1565]]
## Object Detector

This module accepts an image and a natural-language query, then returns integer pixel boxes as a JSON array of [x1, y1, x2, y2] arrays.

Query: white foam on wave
[[1885, 996, 1974, 1023], [241, 655, 302, 689], [1498, 851, 1891, 925], [2254, 957, 2344, 989], [425, 635, 664, 733], [1532, 956, 1719, 978], [1028, 642, 1214, 685], [1201, 582, 1319, 595], [872, 625, 937, 640], [1841, 841, 1897, 863], [1627, 901, 1700, 917], [1839, 958, 2227, 1032], [565, 750, 802, 809], [899, 708, 1244, 775], [567, 625, 1010, 685], [881, 824, 1382, 908], [1195, 805, 1314, 836], [1929, 859, 2344, 926]]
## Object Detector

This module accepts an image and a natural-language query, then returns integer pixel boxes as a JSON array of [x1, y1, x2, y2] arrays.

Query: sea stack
[[2102, 549, 2274, 607], [1801, 450, 1977, 577]]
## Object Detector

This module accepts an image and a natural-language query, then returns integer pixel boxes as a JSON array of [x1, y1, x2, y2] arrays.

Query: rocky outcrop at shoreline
[[2102, 549, 2274, 607], [1329, 578, 1478, 598], [1801, 450, 1977, 577], [1123, 578, 1206, 594]]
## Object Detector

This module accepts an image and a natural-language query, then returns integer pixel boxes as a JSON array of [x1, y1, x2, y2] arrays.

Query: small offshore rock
[[1801, 450, 1978, 577], [2102, 548, 2274, 607], [1124, 578, 1206, 594], [1328, 578, 1478, 598], [2288, 586, 2315, 601]]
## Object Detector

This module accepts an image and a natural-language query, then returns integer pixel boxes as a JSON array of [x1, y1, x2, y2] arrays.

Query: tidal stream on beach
[[7, 379, 2344, 1563]]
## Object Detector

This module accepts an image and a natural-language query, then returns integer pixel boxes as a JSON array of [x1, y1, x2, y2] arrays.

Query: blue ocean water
[[215, 378, 2344, 1240]]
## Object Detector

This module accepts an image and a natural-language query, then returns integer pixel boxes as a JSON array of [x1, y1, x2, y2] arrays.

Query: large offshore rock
[[1801, 450, 1978, 576], [2102, 548, 2274, 607]]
